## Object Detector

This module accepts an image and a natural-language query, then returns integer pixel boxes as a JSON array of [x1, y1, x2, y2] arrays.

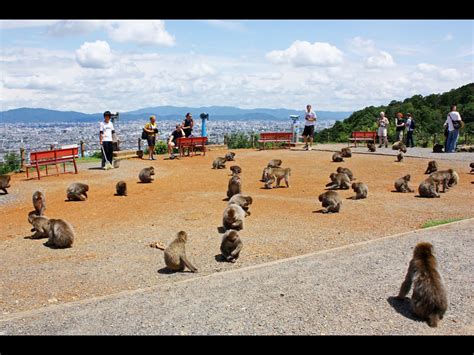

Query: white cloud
[[366, 51, 395, 68], [439, 68, 461, 80], [184, 62, 217, 80], [417, 63, 461, 80], [46, 20, 105, 36], [417, 63, 438, 72], [349, 36, 377, 55], [106, 20, 175, 46], [0, 20, 60, 29], [75, 41, 113, 69], [266, 41, 344, 67]]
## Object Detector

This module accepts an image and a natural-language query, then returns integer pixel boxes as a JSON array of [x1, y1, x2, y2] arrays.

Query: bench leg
[[36, 163, 41, 180], [73, 159, 78, 174], [55, 163, 59, 176]]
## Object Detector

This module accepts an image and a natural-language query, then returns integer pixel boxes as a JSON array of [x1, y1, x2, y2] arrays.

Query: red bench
[[348, 131, 377, 147], [26, 147, 78, 180], [176, 137, 208, 157], [258, 132, 292, 150]]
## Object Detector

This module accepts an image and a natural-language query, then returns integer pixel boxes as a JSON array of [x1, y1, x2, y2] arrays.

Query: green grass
[[422, 218, 465, 228], [77, 157, 101, 163]]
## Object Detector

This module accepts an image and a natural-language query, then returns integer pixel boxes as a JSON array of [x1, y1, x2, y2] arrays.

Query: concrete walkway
[[0, 219, 472, 335]]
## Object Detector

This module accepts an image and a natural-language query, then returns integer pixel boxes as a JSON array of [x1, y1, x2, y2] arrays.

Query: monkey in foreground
[[116, 181, 127, 196], [430, 169, 455, 193], [340, 147, 352, 158], [139, 167, 155, 183], [418, 177, 440, 198], [45, 218, 75, 248], [212, 157, 227, 169], [164, 231, 198, 273], [264, 167, 291, 189], [470, 162, 474, 173], [225, 152, 236, 161], [0, 175, 11, 194], [332, 152, 344, 162], [32, 191, 46, 216], [220, 230, 243, 263], [66, 183, 89, 201], [222, 204, 246, 231], [229, 165, 242, 176], [367, 143, 376, 152], [336, 167, 354, 181], [425, 161, 438, 175], [397, 152, 404, 162], [27, 211, 50, 239], [318, 190, 342, 213], [325, 172, 351, 190], [228, 194, 253, 216], [260, 159, 283, 181], [227, 174, 242, 199], [394, 175, 414, 193], [351, 182, 368, 199], [396, 242, 448, 328]]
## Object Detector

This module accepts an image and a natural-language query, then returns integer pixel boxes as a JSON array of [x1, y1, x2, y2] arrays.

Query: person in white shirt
[[100, 111, 115, 169], [444, 104, 463, 153], [405, 113, 415, 148], [302, 104, 317, 151], [377, 111, 389, 148]]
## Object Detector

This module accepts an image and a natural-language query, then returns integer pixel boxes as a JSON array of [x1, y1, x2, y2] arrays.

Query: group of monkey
[[2, 151, 473, 328]]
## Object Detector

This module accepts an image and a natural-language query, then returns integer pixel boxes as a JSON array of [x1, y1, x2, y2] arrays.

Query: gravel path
[[1, 218, 472, 335]]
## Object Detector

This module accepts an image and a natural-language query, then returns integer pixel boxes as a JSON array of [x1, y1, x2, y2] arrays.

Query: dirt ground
[[1, 147, 473, 314]]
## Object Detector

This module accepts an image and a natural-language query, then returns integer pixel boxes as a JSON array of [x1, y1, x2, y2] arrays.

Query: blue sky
[[1, 20, 473, 113]]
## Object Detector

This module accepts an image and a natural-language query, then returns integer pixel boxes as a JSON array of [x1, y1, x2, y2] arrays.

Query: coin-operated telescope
[[200, 113, 209, 137]]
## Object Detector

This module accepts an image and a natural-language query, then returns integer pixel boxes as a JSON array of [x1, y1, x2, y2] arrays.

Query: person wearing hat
[[143, 115, 159, 160], [100, 111, 115, 169], [405, 113, 415, 148]]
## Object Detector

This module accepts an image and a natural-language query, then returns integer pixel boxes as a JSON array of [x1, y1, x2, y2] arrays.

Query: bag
[[141, 129, 148, 140], [449, 114, 462, 130], [410, 119, 415, 130]]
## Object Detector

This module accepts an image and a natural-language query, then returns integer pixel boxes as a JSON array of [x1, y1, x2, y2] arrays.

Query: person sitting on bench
[[167, 124, 185, 158]]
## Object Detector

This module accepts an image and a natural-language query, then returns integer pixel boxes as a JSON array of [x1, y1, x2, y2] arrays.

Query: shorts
[[378, 127, 387, 137], [302, 125, 315, 137], [146, 136, 156, 147], [169, 141, 176, 147]]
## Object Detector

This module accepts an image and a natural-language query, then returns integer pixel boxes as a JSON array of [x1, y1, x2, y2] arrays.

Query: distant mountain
[[0, 106, 353, 123]]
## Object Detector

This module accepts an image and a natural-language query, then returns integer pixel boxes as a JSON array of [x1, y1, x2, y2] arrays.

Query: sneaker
[[149, 157, 153, 160], [385, 144, 388, 148], [378, 145, 382, 148], [307, 146, 312, 151], [303, 144, 308, 150], [152, 157, 156, 160]]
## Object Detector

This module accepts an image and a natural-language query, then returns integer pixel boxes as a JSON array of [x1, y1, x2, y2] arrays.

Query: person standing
[[100, 111, 115, 169], [405, 113, 415, 148], [182, 113, 194, 138], [377, 111, 389, 148], [302, 104, 317, 151], [143, 115, 158, 160], [394, 112, 405, 143], [445, 104, 463, 153]]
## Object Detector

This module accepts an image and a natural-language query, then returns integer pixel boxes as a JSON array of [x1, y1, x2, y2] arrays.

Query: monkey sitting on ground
[[164, 231, 198, 273], [325, 172, 351, 190], [220, 229, 243, 263], [229, 165, 242, 175], [433, 143, 444, 153], [394, 175, 414, 193], [470, 162, 474, 173], [139, 167, 155, 183], [228, 194, 253, 216], [418, 177, 440, 198], [45, 218, 75, 248], [332, 152, 344, 162], [116, 181, 127, 196], [425, 161, 438, 175], [397, 152, 404, 162], [227, 174, 242, 199], [396, 242, 448, 328], [222, 204, 246, 231], [367, 143, 376, 152], [225, 152, 236, 161], [336, 167, 354, 181], [264, 167, 291, 189], [32, 191, 46, 216], [430, 169, 455, 193], [66, 183, 89, 201], [27, 211, 50, 239], [392, 141, 407, 153], [351, 182, 368, 199], [260, 159, 283, 181], [318, 190, 342, 213], [0, 175, 11, 194], [340, 147, 352, 158], [212, 157, 227, 169]]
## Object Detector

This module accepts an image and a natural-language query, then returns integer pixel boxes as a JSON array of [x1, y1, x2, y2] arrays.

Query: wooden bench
[[348, 131, 377, 147], [176, 137, 208, 157], [257, 132, 292, 150], [26, 147, 78, 180]]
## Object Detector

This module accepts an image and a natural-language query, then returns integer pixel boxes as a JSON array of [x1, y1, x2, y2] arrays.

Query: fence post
[[19, 147, 25, 172], [80, 141, 85, 158]]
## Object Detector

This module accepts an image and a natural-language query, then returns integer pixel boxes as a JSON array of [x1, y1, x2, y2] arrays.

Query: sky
[[1, 19, 473, 113]]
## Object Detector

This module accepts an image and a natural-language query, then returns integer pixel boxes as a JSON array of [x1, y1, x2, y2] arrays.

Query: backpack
[[410, 119, 415, 130]]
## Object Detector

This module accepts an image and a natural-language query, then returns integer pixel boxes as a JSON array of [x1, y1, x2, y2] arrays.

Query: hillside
[[315, 83, 474, 145]]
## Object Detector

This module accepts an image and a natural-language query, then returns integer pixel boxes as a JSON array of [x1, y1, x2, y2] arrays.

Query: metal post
[[20, 147, 25, 172], [80, 141, 85, 158]]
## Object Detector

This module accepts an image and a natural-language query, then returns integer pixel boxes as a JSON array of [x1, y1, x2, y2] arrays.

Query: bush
[[89, 151, 102, 159], [0, 152, 21, 174], [226, 132, 259, 149], [154, 141, 168, 155]]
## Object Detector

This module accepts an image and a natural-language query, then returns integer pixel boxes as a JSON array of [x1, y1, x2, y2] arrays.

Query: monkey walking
[[318, 191, 342, 213], [0, 175, 11, 194], [66, 183, 89, 201], [32, 191, 46, 216], [392, 141, 407, 153], [164, 231, 198, 273], [139, 167, 155, 183], [396, 242, 448, 328], [264, 167, 291, 189], [220, 230, 243, 263]]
